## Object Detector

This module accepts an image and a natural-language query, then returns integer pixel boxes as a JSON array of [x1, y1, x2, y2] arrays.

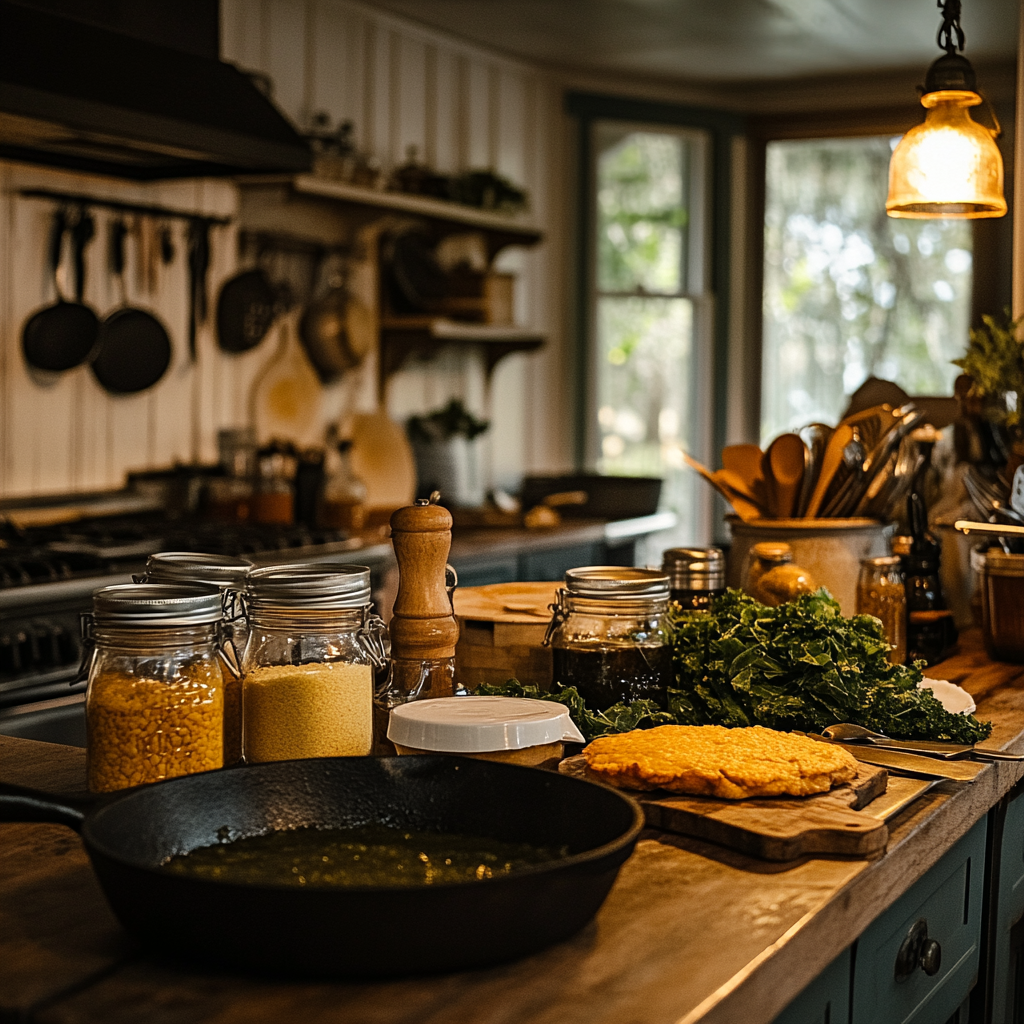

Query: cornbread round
[[583, 724, 858, 799]]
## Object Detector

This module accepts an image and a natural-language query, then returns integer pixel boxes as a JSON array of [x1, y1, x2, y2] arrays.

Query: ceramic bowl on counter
[[387, 695, 584, 767]]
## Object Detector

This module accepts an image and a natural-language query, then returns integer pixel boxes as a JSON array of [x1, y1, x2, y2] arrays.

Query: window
[[589, 122, 710, 540], [761, 136, 973, 443]]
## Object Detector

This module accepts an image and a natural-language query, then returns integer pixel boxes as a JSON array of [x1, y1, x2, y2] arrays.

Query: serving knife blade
[[810, 738, 986, 782]]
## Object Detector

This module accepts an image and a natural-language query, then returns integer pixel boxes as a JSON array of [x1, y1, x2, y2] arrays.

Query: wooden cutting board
[[560, 755, 891, 861]]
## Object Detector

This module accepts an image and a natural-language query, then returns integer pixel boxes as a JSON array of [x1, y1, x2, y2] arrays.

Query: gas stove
[[0, 512, 356, 709]]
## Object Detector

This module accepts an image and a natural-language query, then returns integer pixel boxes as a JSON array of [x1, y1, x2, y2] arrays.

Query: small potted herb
[[407, 399, 489, 507], [953, 309, 1024, 450]]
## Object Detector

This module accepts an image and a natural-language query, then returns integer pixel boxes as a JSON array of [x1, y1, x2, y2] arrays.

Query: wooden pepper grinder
[[388, 493, 459, 704]]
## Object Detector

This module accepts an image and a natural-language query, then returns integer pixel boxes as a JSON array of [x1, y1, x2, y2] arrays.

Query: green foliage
[[477, 589, 992, 745], [666, 590, 990, 744], [952, 310, 1024, 426]]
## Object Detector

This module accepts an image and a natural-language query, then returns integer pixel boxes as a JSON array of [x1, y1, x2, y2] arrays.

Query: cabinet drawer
[[772, 946, 851, 1024], [992, 787, 1024, 1024], [851, 817, 986, 1024]]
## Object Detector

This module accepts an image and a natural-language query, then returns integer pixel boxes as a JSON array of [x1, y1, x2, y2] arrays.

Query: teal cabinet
[[772, 947, 851, 1024], [991, 785, 1024, 1024], [851, 817, 987, 1024]]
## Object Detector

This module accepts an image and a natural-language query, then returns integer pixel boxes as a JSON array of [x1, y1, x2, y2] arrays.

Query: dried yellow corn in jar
[[84, 584, 228, 793]]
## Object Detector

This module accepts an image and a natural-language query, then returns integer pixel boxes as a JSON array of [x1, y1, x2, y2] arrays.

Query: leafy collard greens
[[666, 589, 990, 744], [478, 589, 990, 745]]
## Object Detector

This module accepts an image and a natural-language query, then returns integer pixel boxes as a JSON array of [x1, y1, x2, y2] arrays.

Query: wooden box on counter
[[454, 582, 557, 689]]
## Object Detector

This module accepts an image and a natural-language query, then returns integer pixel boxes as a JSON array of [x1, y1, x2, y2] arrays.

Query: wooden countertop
[[2, 630, 1023, 1024]]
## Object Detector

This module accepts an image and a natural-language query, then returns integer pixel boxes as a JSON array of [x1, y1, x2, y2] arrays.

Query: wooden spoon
[[682, 453, 765, 522], [804, 424, 854, 518], [722, 444, 764, 489], [762, 434, 806, 519]]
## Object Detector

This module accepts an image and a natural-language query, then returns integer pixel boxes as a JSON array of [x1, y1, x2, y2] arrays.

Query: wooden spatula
[[763, 433, 806, 519], [804, 424, 854, 518], [681, 453, 765, 522]]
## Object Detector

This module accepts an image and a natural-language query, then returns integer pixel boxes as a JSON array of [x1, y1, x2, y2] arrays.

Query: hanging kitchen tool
[[22, 207, 99, 373], [216, 267, 278, 354], [90, 218, 172, 395], [299, 253, 374, 383], [248, 308, 323, 445], [187, 218, 212, 361]]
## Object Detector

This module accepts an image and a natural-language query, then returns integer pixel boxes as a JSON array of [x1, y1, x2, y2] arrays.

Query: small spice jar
[[856, 555, 907, 665], [662, 547, 725, 611], [545, 567, 672, 711], [241, 563, 387, 763], [84, 584, 227, 793], [140, 552, 253, 765]]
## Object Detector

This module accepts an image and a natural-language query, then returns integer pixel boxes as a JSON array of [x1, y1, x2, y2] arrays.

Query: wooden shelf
[[237, 175, 543, 253], [379, 317, 545, 388]]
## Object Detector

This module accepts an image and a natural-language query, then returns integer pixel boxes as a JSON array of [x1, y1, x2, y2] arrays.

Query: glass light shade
[[886, 90, 1006, 218]]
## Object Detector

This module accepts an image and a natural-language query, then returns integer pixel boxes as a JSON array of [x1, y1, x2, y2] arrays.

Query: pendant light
[[886, 0, 1006, 219]]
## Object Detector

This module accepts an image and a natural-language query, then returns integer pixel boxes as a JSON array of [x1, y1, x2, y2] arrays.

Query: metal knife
[[821, 724, 1024, 762], [811, 739, 986, 782]]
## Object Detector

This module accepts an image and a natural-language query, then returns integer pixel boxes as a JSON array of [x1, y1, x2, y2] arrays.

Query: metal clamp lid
[[93, 583, 223, 625], [563, 566, 670, 599], [141, 551, 253, 589], [662, 547, 725, 588], [245, 562, 372, 609]]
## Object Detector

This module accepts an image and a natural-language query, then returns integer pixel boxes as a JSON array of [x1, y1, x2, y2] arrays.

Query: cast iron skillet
[[0, 755, 643, 979]]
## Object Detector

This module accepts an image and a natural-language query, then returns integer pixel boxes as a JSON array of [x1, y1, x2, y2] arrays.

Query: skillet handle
[[0, 782, 91, 831]]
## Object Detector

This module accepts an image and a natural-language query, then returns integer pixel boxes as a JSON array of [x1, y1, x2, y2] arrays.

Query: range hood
[[0, 0, 312, 180]]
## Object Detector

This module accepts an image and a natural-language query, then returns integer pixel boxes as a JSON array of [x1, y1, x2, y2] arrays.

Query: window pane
[[596, 128, 689, 294], [596, 296, 696, 530], [761, 136, 972, 443]]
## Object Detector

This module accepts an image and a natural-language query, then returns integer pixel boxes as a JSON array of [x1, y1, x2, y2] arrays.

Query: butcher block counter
[[2, 632, 1024, 1024]]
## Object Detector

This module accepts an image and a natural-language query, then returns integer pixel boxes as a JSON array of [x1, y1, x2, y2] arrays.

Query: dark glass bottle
[[903, 492, 957, 665]]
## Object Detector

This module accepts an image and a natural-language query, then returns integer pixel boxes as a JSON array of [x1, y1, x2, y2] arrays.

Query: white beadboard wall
[[0, 0, 572, 499]]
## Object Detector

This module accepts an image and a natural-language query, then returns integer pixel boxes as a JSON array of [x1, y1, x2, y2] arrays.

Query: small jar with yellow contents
[[84, 584, 227, 793], [241, 564, 388, 763]]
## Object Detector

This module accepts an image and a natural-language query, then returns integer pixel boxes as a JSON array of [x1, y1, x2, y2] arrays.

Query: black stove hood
[[0, 0, 312, 180]]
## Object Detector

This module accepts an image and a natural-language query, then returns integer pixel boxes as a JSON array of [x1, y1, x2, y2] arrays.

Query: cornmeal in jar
[[87, 667, 225, 793], [242, 661, 373, 762]]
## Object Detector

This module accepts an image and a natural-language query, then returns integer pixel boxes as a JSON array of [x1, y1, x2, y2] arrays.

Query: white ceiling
[[369, 0, 1018, 83]]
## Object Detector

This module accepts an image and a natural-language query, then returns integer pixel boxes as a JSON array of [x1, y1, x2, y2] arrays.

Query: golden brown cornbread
[[583, 724, 858, 799]]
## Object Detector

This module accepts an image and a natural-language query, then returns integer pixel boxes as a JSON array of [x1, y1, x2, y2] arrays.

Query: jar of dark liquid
[[663, 547, 725, 611], [545, 567, 672, 711]]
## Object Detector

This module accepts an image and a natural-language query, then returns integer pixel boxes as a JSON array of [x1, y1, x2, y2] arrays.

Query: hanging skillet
[[22, 207, 99, 372], [91, 219, 172, 395]]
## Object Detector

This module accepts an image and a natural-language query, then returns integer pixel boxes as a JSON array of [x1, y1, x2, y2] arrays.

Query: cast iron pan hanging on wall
[[22, 207, 99, 372], [0, 756, 642, 978], [216, 267, 277, 353], [91, 219, 172, 394]]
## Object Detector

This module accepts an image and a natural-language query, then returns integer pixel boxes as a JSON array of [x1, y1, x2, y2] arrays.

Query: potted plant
[[953, 309, 1024, 454]]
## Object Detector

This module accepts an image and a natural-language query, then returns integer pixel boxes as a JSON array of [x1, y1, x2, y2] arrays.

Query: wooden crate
[[454, 582, 558, 689]]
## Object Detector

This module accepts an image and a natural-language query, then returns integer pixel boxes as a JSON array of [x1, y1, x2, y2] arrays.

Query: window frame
[[742, 104, 1014, 441], [567, 92, 744, 543]]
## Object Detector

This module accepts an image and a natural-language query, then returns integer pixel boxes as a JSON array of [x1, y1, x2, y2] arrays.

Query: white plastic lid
[[387, 696, 585, 753]]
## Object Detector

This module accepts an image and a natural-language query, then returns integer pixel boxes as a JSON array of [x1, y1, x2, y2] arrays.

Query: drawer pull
[[895, 919, 942, 981]]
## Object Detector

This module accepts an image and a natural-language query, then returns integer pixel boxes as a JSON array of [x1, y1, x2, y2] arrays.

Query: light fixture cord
[[937, 0, 965, 55]]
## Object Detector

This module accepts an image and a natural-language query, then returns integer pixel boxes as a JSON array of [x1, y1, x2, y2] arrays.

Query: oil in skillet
[[163, 825, 566, 887]]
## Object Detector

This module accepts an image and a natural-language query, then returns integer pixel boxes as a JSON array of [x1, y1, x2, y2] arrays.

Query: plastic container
[[84, 584, 227, 792], [971, 547, 1024, 663], [241, 563, 387, 763], [388, 695, 584, 767]]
